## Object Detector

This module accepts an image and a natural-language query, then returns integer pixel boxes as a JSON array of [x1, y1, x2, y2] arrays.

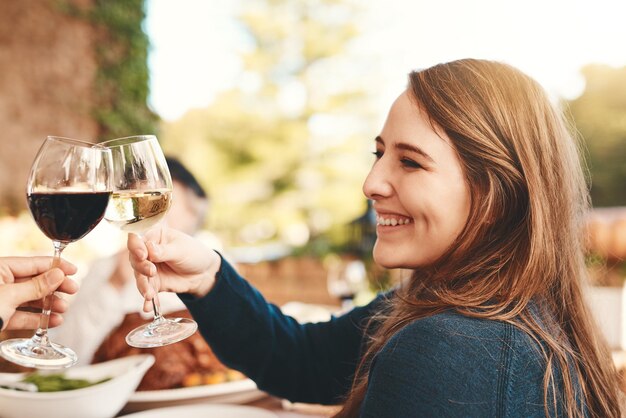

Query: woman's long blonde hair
[[336, 59, 622, 417]]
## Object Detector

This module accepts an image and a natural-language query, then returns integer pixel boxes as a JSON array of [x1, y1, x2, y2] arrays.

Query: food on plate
[[182, 369, 246, 388], [92, 310, 247, 390], [19, 372, 110, 392]]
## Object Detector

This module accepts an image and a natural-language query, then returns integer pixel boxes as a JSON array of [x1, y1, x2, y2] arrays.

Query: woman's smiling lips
[[375, 211, 413, 227]]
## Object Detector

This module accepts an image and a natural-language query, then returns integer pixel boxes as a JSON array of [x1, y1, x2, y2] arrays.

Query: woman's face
[[363, 90, 471, 269]]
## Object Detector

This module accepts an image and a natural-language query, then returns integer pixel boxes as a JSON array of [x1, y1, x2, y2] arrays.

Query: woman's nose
[[362, 162, 392, 200]]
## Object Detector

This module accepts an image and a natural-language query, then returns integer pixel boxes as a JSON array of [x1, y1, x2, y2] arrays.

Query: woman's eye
[[372, 150, 383, 159], [401, 158, 422, 169]]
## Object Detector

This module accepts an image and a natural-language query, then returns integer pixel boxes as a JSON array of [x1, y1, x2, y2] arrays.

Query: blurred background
[[0, 0, 624, 314]]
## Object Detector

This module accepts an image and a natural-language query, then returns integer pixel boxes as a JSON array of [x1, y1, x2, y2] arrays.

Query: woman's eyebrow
[[376, 135, 434, 163], [395, 142, 434, 163]]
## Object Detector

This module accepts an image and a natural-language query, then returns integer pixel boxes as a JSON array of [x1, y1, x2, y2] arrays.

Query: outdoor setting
[[0, 0, 625, 417]]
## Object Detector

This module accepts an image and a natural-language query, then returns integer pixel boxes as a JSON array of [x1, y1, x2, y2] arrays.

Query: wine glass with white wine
[[100, 135, 197, 348]]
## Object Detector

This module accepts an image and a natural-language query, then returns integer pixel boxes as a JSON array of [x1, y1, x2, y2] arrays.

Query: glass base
[[126, 317, 197, 348], [0, 338, 78, 369]]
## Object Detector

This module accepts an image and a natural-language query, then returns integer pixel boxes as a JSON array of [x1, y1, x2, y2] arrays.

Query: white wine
[[105, 190, 172, 233]]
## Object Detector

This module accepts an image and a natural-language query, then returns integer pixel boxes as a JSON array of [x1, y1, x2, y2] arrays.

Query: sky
[[145, 0, 626, 121]]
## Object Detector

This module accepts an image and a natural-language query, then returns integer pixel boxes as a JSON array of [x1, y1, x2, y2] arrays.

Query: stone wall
[[0, 0, 98, 214]]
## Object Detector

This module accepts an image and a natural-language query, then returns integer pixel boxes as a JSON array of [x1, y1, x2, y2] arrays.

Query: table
[[115, 395, 335, 417], [248, 395, 338, 417]]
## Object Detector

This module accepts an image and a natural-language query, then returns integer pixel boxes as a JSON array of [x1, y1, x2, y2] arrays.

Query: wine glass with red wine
[[100, 135, 197, 348], [0, 136, 112, 369]]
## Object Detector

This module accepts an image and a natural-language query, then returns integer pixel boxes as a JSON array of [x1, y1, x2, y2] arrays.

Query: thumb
[[12, 269, 64, 305]]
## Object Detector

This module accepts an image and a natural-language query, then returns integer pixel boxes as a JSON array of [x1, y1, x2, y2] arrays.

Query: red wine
[[27, 192, 111, 243]]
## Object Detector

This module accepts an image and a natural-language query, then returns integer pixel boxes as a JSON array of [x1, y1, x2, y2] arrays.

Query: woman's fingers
[[5, 311, 64, 330], [128, 233, 163, 305], [145, 232, 192, 265], [18, 293, 69, 314], [0, 257, 77, 283], [57, 276, 79, 295], [127, 228, 217, 298], [128, 234, 156, 277], [49, 312, 64, 327], [9, 269, 65, 307], [143, 298, 153, 313], [136, 273, 155, 301], [0, 268, 73, 331], [13, 274, 78, 296]]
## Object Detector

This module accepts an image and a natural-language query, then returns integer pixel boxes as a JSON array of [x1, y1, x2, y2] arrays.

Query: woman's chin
[[372, 249, 404, 269], [373, 247, 430, 270]]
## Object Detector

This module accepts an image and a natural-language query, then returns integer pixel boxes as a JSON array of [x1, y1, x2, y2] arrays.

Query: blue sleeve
[[180, 255, 385, 405]]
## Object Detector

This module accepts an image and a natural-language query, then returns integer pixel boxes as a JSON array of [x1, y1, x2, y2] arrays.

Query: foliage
[[160, 0, 376, 250], [59, 0, 158, 139], [567, 64, 626, 207]]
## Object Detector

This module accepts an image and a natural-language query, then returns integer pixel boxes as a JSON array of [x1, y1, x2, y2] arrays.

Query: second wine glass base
[[125, 317, 198, 348], [0, 338, 78, 370]]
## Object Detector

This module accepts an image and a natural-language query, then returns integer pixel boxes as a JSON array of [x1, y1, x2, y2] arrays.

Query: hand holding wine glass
[[127, 228, 221, 303], [0, 136, 111, 369], [101, 135, 198, 348], [0, 257, 78, 332]]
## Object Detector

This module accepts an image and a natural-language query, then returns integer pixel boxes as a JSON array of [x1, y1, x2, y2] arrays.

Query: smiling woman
[[340, 59, 623, 417], [125, 59, 622, 418]]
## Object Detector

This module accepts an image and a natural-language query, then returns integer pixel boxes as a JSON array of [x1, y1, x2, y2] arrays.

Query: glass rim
[[98, 135, 157, 148], [46, 136, 97, 148]]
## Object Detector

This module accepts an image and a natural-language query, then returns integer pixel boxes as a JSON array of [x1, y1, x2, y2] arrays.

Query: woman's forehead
[[382, 91, 455, 153]]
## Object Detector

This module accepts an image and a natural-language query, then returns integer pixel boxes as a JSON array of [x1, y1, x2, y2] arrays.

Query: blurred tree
[[161, 0, 376, 248], [62, 0, 159, 139], [567, 64, 626, 207], [90, 0, 159, 139]]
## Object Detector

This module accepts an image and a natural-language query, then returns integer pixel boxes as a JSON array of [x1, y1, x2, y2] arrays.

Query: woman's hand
[[127, 227, 221, 311], [0, 256, 78, 331]]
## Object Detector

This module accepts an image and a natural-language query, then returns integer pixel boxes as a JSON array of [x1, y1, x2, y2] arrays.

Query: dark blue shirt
[[181, 257, 577, 417]]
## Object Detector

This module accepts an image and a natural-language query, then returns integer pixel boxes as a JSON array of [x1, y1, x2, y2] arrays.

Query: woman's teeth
[[376, 216, 411, 226]]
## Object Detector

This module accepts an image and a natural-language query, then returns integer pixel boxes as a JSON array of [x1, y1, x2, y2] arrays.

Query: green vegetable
[[21, 373, 111, 392]]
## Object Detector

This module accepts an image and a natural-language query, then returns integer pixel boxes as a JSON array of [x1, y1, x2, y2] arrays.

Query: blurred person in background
[[128, 60, 622, 416], [51, 157, 237, 390], [0, 257, 77, 332]]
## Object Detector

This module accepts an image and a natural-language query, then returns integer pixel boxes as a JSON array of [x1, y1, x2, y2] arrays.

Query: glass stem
[[33, 241, 66, 346], [141, 228, 165, 324], [149, 276, 164, 323]]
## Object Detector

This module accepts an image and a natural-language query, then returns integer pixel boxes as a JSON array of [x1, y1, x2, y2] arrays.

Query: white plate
[[119, 404, 278, 418], [122, 379, 265, 414]]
